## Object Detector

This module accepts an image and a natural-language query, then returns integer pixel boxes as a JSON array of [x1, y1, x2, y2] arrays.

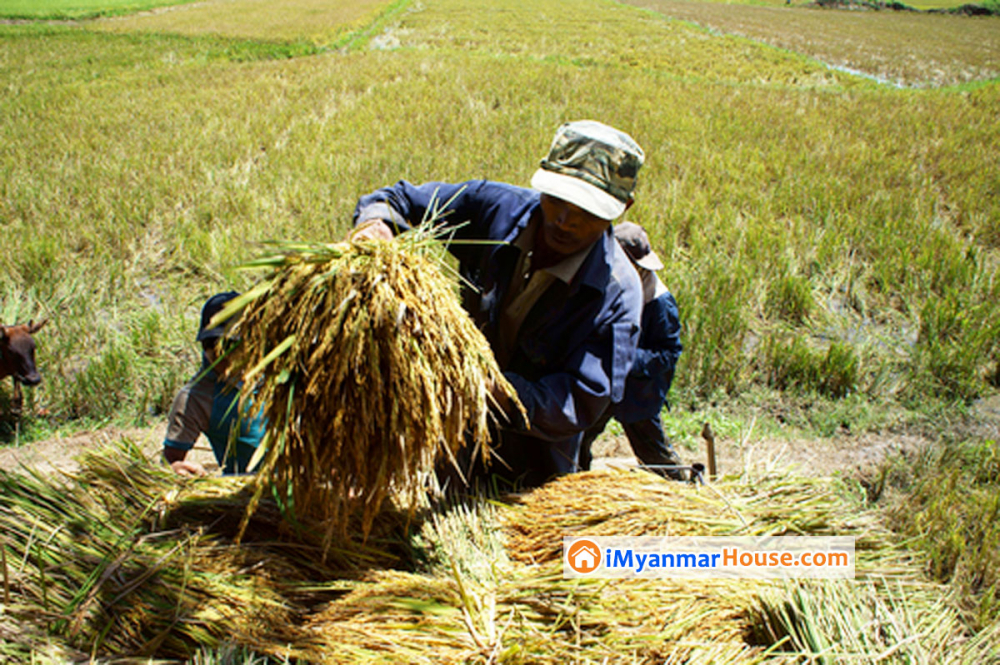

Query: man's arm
[[353, 180, 475, 235], [163, 383, 211, 477], [352, 180, 536, 242]]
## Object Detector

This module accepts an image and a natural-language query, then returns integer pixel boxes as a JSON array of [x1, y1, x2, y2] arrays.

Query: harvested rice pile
[[0, 443, 303, 660], [502, 468, 912, 571], [296, 469, 999, 664], [3, 443, 998, 663], [298, 568, 767, 664], [220, 227, 522, 549]]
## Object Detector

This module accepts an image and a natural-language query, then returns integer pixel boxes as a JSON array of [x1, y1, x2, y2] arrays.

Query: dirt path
[[604, 396, 1000, 479], [590, 428, 931, 480], [7, 395, 999, 478], [0, 417, 935, 482], [0, 422, 217, 476]]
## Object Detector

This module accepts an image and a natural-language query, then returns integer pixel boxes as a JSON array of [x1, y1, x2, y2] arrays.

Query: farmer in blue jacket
[[578, 221, 685, 480], [353, 120, 645, 488], [163, 292, 266, 476]]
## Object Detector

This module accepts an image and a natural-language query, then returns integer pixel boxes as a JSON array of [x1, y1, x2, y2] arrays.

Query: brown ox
[[0, 319, 47, 415]]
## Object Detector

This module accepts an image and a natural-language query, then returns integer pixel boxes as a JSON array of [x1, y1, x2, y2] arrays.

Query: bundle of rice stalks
[[301, 569, 767, 664], [300, 570, 475, 664], [491, 468, 1000, 662], [0, 458, 294, 658], [0, 440, 431, 660], [301, 500, 762, 664], [75, 440, 415, 575], [498, 569, 765, 664], [747, 579, 1000, 663], [220, 223, 522, 550], [298, 557, 996, 664], [502, 469, 910, 574]]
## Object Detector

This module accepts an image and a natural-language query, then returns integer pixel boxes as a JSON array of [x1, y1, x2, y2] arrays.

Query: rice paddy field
[[1, 0, 1000, 660], [624, 0, 1000, 86]]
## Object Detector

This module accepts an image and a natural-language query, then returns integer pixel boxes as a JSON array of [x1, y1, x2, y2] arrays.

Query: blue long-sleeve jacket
[[353, 180, 643, 444], [612, 290, 682, 423]]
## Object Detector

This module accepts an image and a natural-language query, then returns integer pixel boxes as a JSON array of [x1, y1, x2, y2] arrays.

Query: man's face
[[538, 194, 613, 256]]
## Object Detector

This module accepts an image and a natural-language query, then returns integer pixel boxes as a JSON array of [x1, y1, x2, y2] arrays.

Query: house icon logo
[[566, 539, 602, 574]]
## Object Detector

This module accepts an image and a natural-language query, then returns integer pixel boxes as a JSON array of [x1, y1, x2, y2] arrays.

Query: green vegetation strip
[[0, 0, 200, 21], [90, 0, 401, 46]]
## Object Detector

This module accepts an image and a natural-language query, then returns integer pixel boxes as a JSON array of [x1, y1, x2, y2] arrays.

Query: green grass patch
[[0, 0, 198, 20], [872, 436, 1000, 628], [764, 336, 860, 398], [911, 0, 991, 7], [665, 384, 920, 452], [909, 0, 993, 7], [0, 22, 323, 60]]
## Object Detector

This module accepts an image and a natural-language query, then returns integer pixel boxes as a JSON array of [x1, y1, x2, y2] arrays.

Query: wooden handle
[[701, 422, 717, 480]]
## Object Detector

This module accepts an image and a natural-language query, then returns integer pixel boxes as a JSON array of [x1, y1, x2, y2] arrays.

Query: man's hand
[[352, 219, 395, 241], [170, 459, 207, 477], [487, 375, 527, 429], [487, 376, 509, 414], [164, 447, 206, 477]]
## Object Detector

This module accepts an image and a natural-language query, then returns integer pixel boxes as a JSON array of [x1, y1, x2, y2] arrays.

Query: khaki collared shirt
[[495, 217, 592, 367]]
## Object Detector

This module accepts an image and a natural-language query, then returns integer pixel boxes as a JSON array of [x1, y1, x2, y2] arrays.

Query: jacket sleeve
[[630, 292, 682, 379], [353, 180, 504, 240]]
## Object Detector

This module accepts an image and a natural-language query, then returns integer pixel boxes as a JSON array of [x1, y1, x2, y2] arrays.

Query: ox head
[[0, 319, 47, 386]]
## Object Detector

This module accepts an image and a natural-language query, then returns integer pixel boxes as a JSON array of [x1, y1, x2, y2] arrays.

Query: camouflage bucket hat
[[530, 120, 645, 220]]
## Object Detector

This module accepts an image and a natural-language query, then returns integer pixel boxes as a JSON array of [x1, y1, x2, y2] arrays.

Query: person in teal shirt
[[163, 292, 265, 476]]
